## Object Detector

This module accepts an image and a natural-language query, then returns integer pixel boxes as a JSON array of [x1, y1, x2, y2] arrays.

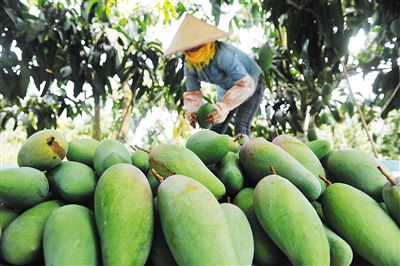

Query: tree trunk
[[116, 81, 133, 141], [92, 96, 101, 140]]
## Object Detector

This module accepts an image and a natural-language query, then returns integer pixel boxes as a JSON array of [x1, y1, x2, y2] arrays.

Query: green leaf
[[345, 100, 355, 117], [258, 44, 274, 71], [212, 5, 221, 25], [330, 107, 342, 122], [4, 7, 19, 25], [1, 113, 12, 130], [144, 49, 159, 69], [18, 64, 30, 98], [85, 0, 100, 19], [251, 3, 261, 25]]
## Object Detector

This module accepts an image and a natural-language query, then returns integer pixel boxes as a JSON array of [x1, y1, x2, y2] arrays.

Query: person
[[164, 14, 264, 136]]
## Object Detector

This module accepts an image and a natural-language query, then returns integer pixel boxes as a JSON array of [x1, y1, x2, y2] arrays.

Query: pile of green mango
[[0, 128, 399, 266]]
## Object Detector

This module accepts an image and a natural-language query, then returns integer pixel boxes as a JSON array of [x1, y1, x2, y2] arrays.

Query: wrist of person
[[208, 102, 230, 124], [215, 102, 230, 112]]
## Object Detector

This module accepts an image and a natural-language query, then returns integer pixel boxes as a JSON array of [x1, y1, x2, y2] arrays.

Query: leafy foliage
[[200, 0, 399, 142], [0, 0, 399, 148], [0, 0, 184, 138], [247, 0, 398, 137]]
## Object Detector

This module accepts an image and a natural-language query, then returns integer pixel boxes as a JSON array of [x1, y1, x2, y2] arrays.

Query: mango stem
[[269, 164, 277, 175], [47, 136, 55, 145], [319, 175, 332, 186], [129, 145, 137, 151], [151, 168, 164, 183], [377, 165, 397, 186], [233, 133, 244, 142], [134, 145, 150, 153], [46, 136, 65, 158], [226, 196, 231, 203]]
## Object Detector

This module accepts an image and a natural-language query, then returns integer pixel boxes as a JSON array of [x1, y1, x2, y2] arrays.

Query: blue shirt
[[184, 41, 262, 101]]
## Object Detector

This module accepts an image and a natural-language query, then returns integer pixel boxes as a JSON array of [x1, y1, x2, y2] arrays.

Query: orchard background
[[1, 0, 399, 163]]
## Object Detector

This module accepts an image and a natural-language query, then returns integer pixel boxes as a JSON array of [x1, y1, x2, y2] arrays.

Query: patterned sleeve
[[184, 64, 201, 91]]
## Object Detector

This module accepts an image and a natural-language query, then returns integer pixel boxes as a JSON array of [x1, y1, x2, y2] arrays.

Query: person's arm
[[183, 66, 203, 127], [207, 53, 256, 124]]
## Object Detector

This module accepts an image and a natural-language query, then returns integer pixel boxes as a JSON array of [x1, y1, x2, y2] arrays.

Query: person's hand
[[183, 91, 203, 127], [206, 102, 230, 124], [187, 112, 198, 128]]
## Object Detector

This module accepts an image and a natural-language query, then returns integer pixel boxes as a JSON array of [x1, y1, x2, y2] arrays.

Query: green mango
[[0, 200, 63, 265], [230, 139, 241, 153], [321, 183, 400, 265], [221, 203, 254, 265], [93, 139, 131, 176], [236, 134, 250, 146], [186, 130, 231, 165], [233, 187, 254, 214], [17, 129, 68, 171], [382, 177, 400, 225], [46, 161, 97, 204], [0, 167, 49, 210], [273, 134, 326, 192], [150, 143, 225, 199], [307, 139, 332, 159], [95, 164, 153, 265], [147, 169, 160, 196], [323, 224, 353, 266], [66, 138, 99, 167], [197, 103, 214, 129], [379, 202, 389, 213], [131, 149, 150, 173], [234, 187, 284, 266], [311, 201, 325, 221], [157, 175, 240, 265], [43, 204, 100, 265], [217, 152, 244, 195], [307, 127, 318, 141], [254, 175, 330, 265], [321, 149, 333, 168], [150, 205, 177, 266], [239, 138, 321, 200], [258, 43, 273, 71], [327, 150, 388, 200], [246, 208, 284, 266], [0, 207, 18, 233]]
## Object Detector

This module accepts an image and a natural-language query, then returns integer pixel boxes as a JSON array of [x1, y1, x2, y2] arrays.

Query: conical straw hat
[[164, 14, 231, 56]]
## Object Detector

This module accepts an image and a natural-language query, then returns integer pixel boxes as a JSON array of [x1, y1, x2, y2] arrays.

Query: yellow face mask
[[184, 42, 216, 72]]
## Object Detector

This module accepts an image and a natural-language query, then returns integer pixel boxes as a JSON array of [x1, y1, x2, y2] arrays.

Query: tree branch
[[377, 165, 397, 186], [341, 61, 379, 158]]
